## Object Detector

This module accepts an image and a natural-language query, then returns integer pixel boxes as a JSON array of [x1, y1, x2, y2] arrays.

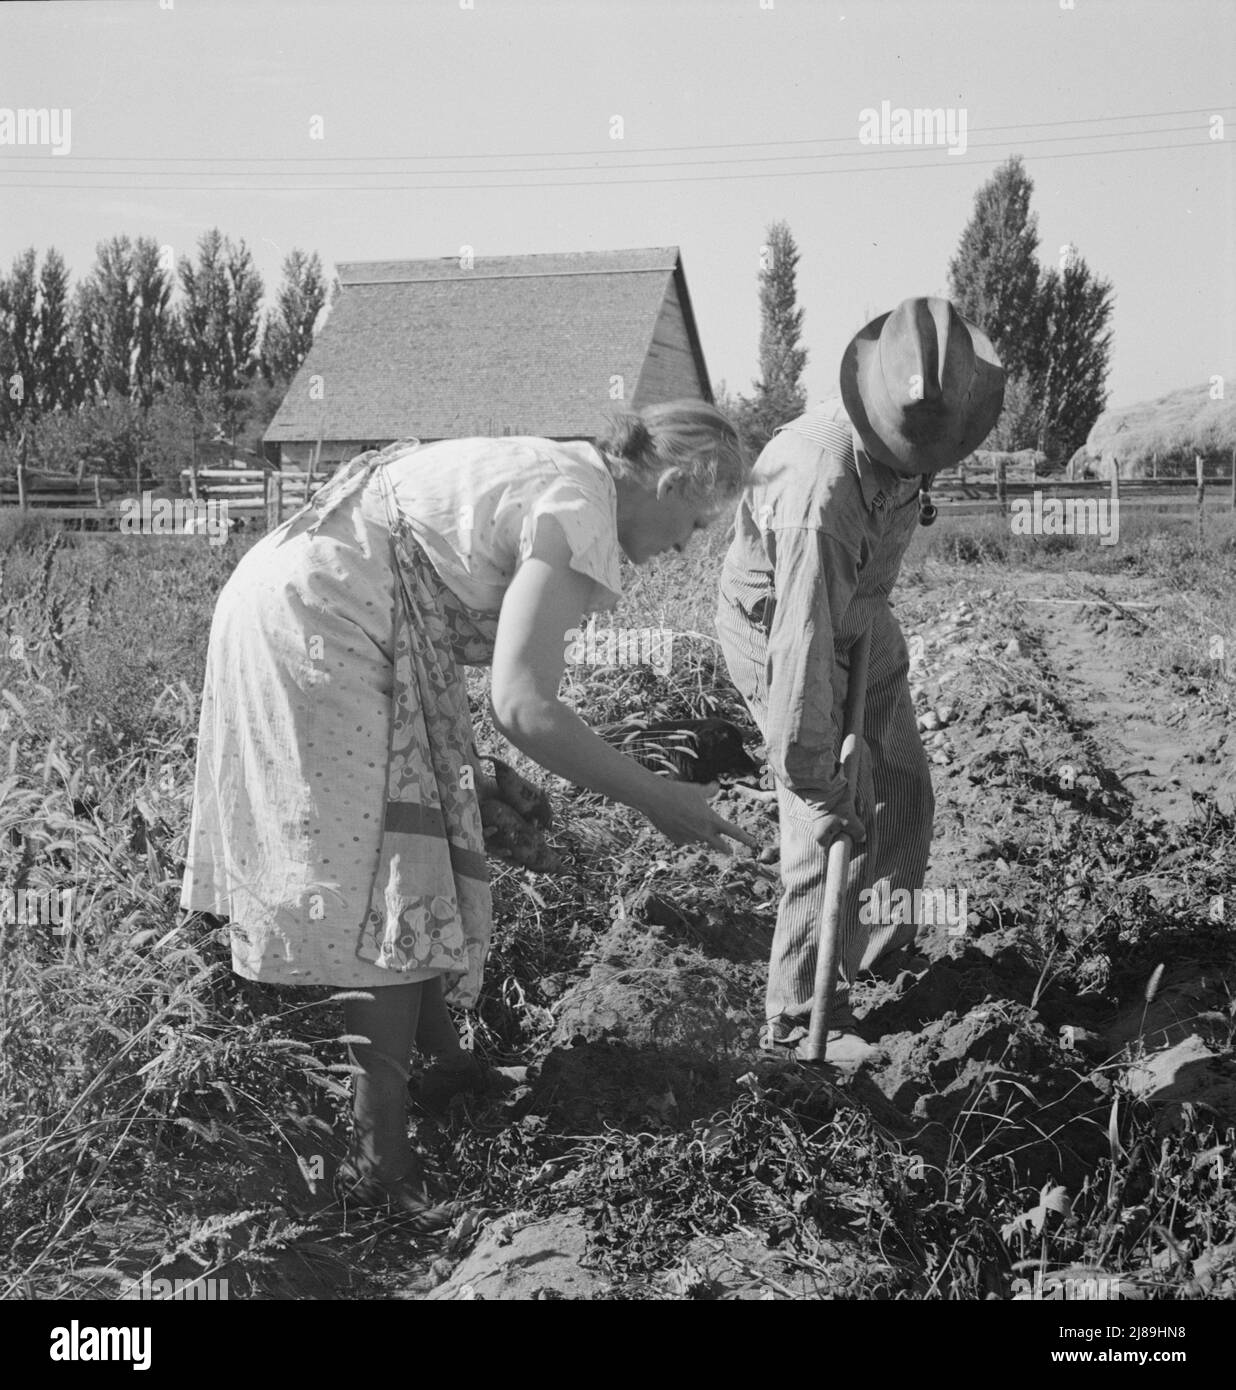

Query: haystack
[[1066, 380, 1236, 479]]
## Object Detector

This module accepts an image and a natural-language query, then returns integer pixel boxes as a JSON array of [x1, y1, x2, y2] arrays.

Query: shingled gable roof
[[263, 246, 712, 445]]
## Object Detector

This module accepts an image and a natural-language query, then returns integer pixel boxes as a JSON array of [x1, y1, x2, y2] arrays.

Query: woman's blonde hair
[[594, 399, 748, 502]]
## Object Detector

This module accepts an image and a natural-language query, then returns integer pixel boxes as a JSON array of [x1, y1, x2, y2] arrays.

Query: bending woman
[[180, 401, 756, 1229]]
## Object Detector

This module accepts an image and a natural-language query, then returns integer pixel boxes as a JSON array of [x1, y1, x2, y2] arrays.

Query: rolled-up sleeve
[[764, 526, 862, 806]]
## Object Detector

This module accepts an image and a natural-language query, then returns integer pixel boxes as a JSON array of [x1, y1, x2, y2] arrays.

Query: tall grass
[[0, 531, 349, 1298]]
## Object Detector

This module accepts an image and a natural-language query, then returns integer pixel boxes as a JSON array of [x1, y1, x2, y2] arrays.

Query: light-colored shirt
[[718, 398, 923, 805], [372, 436, 625, 613]]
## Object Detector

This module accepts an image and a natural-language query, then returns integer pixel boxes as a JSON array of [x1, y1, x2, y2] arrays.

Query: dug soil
[[355, 567, 1235, 1299]]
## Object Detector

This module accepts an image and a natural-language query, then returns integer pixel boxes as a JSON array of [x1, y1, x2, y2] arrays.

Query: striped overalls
[[715, 400, 934, 1023]]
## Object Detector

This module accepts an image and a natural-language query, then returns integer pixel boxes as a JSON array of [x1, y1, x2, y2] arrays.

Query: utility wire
[[0, 138, 1227, 191], [1, 123, 1226, 176], [0, 103, 1229, 164]]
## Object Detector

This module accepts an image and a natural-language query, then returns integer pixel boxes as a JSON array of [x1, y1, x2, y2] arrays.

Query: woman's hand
[[489, 515, 762, 858], [638, 778, 760, 856], [487, 757, 553, 829]]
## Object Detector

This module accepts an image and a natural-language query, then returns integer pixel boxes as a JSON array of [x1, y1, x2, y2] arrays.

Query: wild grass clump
[[0, 530, 353, 1298], [904, 507, 1236, 579], [0, 511, 60, 554]]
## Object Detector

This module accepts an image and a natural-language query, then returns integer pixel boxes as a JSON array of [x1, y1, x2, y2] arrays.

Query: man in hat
[[716, 297, 1005, 1060]]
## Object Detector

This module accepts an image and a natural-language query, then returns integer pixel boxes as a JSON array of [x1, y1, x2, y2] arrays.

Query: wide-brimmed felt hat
[[840, 297, 1005, 473]]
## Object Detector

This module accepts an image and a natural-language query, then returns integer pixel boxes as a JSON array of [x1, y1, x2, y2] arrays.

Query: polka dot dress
[[179, 438, 625, 990]]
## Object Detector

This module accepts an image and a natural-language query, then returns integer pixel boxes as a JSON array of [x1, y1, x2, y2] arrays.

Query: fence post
[[16, 432, 28, 510], [996, 457, 1007, 513], [1230, 447, 1235, 512], [1110, 465, 1119, 527], [958, 459, 966, 485], [94, 474, 102, 507], [1196, 454, 1205, 546], [1030, 452, 1036, 484], [275, 469, 284, 525]]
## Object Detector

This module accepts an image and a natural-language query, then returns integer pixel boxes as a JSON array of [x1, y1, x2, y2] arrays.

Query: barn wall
[[278, 440, 386, 468], [633, 282, 706, 405], [278, 430, 598, 459]]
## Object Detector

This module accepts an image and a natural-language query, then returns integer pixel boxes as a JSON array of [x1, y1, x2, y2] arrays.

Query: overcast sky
[[1, 0, 1232, 409]]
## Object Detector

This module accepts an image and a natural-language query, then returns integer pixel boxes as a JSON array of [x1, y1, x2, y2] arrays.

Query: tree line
[[0, 229, 328, 484], [0, 156, 1115, 489], [719, 156, 1115, 465]]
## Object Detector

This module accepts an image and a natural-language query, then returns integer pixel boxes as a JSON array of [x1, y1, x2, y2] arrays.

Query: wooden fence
[[0, 459, 326, 533], [3, 450, 1235, 538], [926, 455, 1235, 536], [0, 465, 125, 510], [177, 464, 324, 526]]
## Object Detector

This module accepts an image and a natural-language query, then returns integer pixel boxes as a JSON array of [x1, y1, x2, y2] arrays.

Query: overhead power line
[[0, 122, 1227, 177], [0, 138, 1227, 191], [0, 103, 1229, 165]]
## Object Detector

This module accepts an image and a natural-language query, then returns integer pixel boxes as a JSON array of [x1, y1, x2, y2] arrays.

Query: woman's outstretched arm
[[490, 516, 758, 855]]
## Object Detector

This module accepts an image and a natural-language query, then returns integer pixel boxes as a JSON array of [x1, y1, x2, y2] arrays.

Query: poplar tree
[[949, 157, 1113, 459], [36, 249, 75, 412], [734, 220, 809, 455], [130, 238, 173, 408], [0, 250, 39, 431], [177, 229, 264, 423], [948, 156, 1041, 379], [68, 236, 173, 405], [261, 249, 328, 385], [1031, 255, 1114, 458]]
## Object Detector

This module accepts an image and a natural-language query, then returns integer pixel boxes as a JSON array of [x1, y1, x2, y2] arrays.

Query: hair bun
[[601, 411, 654, 462]]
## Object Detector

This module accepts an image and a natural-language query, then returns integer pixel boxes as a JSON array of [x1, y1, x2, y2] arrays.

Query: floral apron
[[291, 442, 498, 1008]]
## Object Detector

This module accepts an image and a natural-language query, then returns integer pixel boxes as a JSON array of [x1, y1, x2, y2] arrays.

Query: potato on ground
[[487, 757, 554, 829], [480, 797, 565, 873]]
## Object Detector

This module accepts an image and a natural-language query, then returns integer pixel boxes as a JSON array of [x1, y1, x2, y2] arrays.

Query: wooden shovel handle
[[800, 628, 873, 1063]]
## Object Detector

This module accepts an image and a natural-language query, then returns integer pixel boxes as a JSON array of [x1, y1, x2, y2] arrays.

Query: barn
[[262, 246, 713, 468]]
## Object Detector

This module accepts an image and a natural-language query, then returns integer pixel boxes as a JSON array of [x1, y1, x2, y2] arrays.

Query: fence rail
[[3, 454, 1235, 535], [178, 467, 322, 521], [923, 456, 1234, 541], [0, 460, 326, 533]]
